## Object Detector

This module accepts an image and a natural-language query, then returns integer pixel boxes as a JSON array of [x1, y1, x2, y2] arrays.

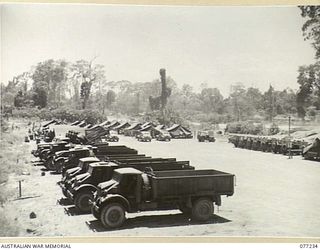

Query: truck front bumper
[[66, 189, 75, 202]]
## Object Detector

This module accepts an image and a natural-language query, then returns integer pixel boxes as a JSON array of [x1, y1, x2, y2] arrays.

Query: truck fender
[[100, 194, 131, 212], [73, 184, 97, 195], [55, 157, 67, 163]]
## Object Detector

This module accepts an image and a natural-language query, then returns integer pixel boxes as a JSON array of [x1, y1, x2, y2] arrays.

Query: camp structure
[[150, 125, 166, 138], [71, 120, 81, 126], [104, 120, 120, 130], [114, 122, 131, 134], [123, 122, 142, 137], [78, 120, 87, 127], [43, 120, 57, 128], [167, 124, 193, 139], [84, 124, 93, 129], [85, 125, 109, 143], [99, 120, 110, 127]]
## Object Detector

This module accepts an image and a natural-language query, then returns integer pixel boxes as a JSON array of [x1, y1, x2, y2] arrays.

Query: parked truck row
[[31, 126, 235, 230]]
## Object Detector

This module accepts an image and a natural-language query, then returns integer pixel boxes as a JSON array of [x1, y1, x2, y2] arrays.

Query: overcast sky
[[1, 3, 316, 96]]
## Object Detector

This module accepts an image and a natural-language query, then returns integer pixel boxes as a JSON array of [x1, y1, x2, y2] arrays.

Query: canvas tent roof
[[167, 124, 192, 135], [99, 121, 110, 126], [114, 122, 130, 130], [104, 121, 120, 129], [78, 121, 86, 127], [167, 124, 181, 132], [125, 123, 141, 130], [43, 120, 57, 127], [71, 120, 80, 126], [140, 124, 153, 131]]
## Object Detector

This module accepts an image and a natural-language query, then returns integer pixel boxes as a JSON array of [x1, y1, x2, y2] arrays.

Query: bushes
[[226, 121, 264, 135], [12, 107, 106, 124]]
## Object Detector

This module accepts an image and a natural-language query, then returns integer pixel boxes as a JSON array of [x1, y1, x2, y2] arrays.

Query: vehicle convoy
[[92, 168, 235, 229], [65, 159, 195, 212], [197, 131, 215, 142]]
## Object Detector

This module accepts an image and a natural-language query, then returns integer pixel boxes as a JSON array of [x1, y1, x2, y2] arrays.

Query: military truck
[[156, 130, 171, 142], [302, 138, 320, 160], [102, 131, 119, 142], [65, 160, 194, 213], [92, 167, 235, 228], [136, 131, 152, 142], [197, 131, 215, 142]]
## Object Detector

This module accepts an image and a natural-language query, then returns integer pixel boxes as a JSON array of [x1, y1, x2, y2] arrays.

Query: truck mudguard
[[74, 184, 98, 194], [100, 194, 131, 211]]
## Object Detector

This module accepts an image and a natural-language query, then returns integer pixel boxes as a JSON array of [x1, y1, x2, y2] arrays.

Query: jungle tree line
[[1, 58, 301, 124], [297, 6, 320, 118]]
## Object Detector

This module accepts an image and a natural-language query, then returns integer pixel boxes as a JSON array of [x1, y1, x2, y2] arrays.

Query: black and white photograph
[[0, 2, 320, 240]]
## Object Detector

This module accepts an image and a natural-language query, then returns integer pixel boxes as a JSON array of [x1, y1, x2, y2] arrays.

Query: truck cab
[[60, 147, 95, 174], [66, 161, 119, 212]]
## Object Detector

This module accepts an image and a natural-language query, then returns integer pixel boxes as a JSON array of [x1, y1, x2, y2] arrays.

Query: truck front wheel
[[192, 198, 214, 221], [100, 203, 126, 229], [74, 191, 94, 213]]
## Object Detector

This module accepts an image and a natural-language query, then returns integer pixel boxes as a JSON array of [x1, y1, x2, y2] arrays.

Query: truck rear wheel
[[100, 203, 126, 229], [192, 198, 214, 221], [74, 191, 94, 213]]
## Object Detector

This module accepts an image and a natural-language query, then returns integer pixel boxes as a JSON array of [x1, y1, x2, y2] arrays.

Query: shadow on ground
[[86, 213, 231, 232], [57, 198, 73, 206], [64, 206, 89, 216]]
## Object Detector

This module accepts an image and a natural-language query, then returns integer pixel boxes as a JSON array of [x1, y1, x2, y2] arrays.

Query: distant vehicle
[[137, 131, 152, 142], [102, 131, 119, 142], [302, 138, 320, 160], [197, 131, 215, 142], [156, 130, 171, 142]]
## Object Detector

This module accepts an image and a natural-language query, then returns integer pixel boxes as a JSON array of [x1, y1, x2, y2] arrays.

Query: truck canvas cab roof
[[113, 167, 143, 175]]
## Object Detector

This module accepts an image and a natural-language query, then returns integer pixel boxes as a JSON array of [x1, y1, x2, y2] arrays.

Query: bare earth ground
[[1, 123, 320, 238]]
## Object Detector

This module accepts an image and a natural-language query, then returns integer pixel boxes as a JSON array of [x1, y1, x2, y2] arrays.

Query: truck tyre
[[55, 160, 64, 174], [192, 198, 214, 221], [45, 158, 55, 170], [74, 191, 94, 213], [62, 188, 68, 198], [100, 203, 126, 229]]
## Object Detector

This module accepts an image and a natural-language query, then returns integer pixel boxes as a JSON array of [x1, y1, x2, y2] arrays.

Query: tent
[[167, 124, 193, 139], [114, 122, 131, 134]]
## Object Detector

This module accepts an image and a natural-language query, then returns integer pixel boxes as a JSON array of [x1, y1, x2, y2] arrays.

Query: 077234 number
[[300, 244, 318, 248]]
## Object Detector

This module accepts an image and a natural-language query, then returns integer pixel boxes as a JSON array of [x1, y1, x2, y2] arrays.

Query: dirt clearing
[[1, 123, 320, 237]]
